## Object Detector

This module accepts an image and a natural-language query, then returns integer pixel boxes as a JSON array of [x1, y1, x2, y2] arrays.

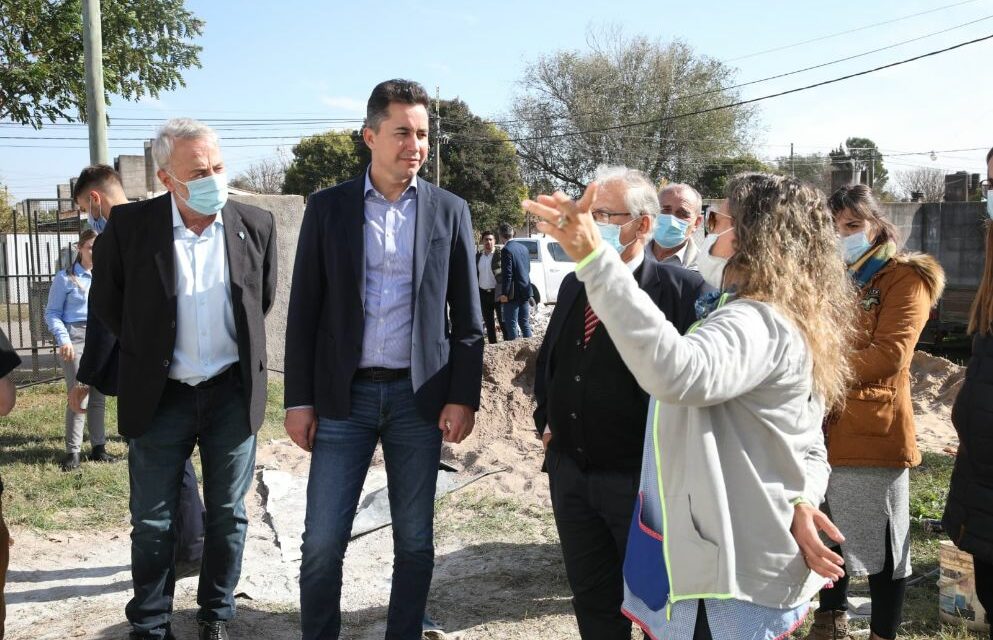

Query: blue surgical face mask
[[596, 218, 639, 254], [987, 195, 993, 221], [841, 231, 873, 265], [653, 213, 691, 248], [87, 196, 106, 233], [169, 172, 228, 216]]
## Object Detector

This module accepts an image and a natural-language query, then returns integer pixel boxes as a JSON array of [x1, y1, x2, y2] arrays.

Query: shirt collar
[[364, 166, 418, 200], [170, 193, 224, 230], [624, 250, 645, 273], [73, 261, 91, 277]]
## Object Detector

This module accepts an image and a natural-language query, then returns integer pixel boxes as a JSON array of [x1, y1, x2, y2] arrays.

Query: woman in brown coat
[[807, 185, 945, 640]]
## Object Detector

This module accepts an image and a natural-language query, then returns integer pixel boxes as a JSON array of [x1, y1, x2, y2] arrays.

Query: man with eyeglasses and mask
[[647, 183, 704, 271], [71, 164, 208, 586], [534, 166, 711, 639]]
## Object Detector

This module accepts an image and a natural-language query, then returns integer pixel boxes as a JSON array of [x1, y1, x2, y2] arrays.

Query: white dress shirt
[[169, 196, 239, 385], [477, 252, 497, 290]]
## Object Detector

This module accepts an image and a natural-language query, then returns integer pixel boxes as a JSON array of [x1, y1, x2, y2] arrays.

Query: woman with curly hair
[[524, 172, 853, 639], [811, 184, 945, 640]]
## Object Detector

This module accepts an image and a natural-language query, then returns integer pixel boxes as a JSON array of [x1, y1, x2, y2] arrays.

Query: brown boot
[[805, 609, 853, 640]]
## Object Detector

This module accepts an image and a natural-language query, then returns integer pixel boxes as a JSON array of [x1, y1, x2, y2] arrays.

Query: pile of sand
[[910, 350, 965, 453]]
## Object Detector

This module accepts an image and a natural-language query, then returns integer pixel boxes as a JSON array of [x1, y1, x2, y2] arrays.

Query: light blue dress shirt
[[169, 195, 239, 385], [44, 262, 92, 346], [359, 170, 418, 369]]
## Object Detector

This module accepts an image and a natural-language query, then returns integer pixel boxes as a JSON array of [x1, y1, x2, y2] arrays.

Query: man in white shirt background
[[476, 230, 501, 344]]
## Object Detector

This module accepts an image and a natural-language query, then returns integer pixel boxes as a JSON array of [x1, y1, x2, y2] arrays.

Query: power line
[[726, 0, 983, 62]]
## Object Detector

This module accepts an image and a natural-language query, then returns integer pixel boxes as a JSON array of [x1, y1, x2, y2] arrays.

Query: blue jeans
[[300, 379, 442, 640], [125, 373, 256, 638], [502, 298, 532, 339]]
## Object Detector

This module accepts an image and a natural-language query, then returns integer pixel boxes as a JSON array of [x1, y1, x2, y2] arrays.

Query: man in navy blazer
[[497, 222, 533, 339], [284, 79, 484, 640]]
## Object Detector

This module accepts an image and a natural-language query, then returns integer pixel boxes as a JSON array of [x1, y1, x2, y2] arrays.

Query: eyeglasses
[[705, 209, 732, 233], [591, 209, 632, 224]]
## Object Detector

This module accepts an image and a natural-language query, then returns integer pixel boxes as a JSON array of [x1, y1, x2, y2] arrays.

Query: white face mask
[[698, 231, 731, 289]]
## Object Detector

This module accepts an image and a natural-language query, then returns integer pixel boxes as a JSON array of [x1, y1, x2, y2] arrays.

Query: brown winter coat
[[827, 253, 945, 468]]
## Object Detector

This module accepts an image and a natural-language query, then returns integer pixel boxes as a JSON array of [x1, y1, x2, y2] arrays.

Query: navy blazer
[[283, 173, 484, 423], [533, 256, 712, 436], [501, 240, 531, 301], [91, 193, 278, 438]]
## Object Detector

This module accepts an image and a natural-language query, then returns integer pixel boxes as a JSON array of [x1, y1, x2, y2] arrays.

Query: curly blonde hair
[[725, 173, 855, 409]]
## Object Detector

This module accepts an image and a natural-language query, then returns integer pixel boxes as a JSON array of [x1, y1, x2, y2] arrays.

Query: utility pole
[[868, 148, 875, 188], [790, 143, 795, 177], [82, 0, 108, 165], [435, 86, 441, 186]]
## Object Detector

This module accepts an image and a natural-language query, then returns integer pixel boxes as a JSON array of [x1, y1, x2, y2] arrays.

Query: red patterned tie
[[584, 302, 600, 346]]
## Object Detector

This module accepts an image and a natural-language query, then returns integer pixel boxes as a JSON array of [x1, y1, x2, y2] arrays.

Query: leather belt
[[354, 367, 410, 383]]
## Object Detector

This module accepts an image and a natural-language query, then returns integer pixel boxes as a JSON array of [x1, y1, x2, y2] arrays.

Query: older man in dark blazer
[[284, 79, 484, 640], [91, 118, 276, 640], [534, 166, 711, 640]]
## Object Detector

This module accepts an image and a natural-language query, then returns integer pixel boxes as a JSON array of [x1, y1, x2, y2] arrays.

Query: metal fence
[[0, 199, 85, 387]]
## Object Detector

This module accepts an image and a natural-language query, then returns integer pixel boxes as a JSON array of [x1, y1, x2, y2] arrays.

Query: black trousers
[[479, 288, 498, 344], [818, 523, 906, 640], [975, 556, 993, 639], [174, 458, 205, 563], [547, 448, 644, 640]]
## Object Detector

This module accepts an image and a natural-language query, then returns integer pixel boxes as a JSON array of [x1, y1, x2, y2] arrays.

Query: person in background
[[70, 164, 205, 580], [812, 184, 945, 640], [697, 199, 736, 290], [498, 222, 532, 339], [525, 172, 851, 639], [476, 230, 501, 344], [44, 228, 112, 471], [647, 183, 703, 270], [0, 328, 19, 640], [534, 165, 711, 639], [942, 146, 993, 640]]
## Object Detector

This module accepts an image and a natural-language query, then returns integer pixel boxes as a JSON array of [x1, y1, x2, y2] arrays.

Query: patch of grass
[[0, 379, 287, 531], [436, 489, 557, 544]]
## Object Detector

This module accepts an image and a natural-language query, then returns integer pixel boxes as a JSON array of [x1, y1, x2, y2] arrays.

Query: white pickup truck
[[504, 236, 574, 304]]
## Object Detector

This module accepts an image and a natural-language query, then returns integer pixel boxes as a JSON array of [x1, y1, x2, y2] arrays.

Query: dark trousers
[[125, 373, 256, 638], [299, 379, 442, 640], [479, 288, 498, 344], [0, 490, 7, 640], [818, 523, 907, 639], [547, 448, 641, 640], [174, 458, 205, 564], [975, 557, 993, 639]]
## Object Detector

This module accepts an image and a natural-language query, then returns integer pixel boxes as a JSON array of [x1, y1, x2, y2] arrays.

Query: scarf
[[849, 241, 896, 289]]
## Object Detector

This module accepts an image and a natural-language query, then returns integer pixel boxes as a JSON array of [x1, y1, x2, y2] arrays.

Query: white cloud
[[321, 96, 366, 113]]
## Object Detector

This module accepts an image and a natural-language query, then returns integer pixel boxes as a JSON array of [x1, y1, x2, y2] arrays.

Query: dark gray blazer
[[283, 173, 484, 423], [91, 193, 277, 438]]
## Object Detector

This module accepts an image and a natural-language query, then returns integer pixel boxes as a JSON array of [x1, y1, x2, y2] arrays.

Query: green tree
[[829, 137, 889, 190], [693, 155, 771, 198], [509, 26, 755, 192], [282, 130, 369, 196], [434, 98, 527, 235], [0, 0, 204, 126]]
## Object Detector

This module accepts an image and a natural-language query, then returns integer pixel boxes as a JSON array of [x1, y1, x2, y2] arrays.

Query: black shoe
[[59, 452, 80, 472], [128, 630, 176, 640], [88, 444, 117, 462], [175, 557, 201, 579], [198, 620, 229, 640]]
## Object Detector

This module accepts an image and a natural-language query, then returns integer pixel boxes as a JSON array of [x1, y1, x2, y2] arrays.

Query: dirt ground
[[3, 346, 963, 639]]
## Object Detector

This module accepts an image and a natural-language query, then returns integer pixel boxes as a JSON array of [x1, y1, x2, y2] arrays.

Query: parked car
[[504, 236, 574, 304]]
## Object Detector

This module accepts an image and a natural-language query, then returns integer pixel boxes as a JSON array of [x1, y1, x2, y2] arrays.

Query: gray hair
[[658, 183, 703, 219], [151, 118, 219, 171], [592, 165, 660, 223]]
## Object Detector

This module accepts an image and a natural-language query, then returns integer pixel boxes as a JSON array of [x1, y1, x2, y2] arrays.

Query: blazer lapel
[[344, 177, 367, 309], [152, 194, 177, 300], [413, 180, 437, 300], [546, 275, 582, 365], [221, 201, 248, 297]]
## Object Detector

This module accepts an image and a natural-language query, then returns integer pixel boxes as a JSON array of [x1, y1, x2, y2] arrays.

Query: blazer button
[[170, 320, 176, 329], [163, 359, 170, 368], [574, 375, 581, 382], [570, 412, 577, 420]]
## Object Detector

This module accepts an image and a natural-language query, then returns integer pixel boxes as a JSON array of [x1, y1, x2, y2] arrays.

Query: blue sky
[[2, 0, 992, 200]]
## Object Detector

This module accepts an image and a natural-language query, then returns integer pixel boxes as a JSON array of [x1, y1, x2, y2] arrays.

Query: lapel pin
[[238, 231, 246, 240]]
